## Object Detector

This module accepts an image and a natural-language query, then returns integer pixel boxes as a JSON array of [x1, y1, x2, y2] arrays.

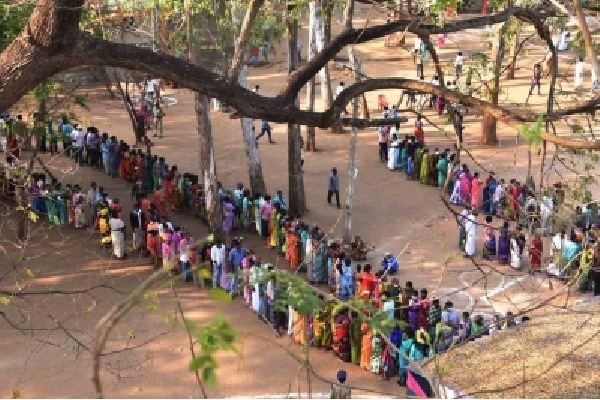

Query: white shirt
[[146, 80, 155, 93], [540, 196, 553, 216], [74, 129, 85, 148], [442, 308, 460, 328], [109, 218, 124, 232], [551, 234, 563, 256], [179, 239, 190, 262], [266, 279, 275, 300], [336, 85, 345, 98], [211, 244, 226, 265], [414, 36, 422, 51], [455, 55, 463, 66]]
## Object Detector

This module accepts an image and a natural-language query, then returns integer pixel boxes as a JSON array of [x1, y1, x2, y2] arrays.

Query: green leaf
[[73, 95, 89, 111], [0, 296, 11, 306], [202, 366, 218, 385], [208, 288, 232, 302], [189, 354, 213, 372]]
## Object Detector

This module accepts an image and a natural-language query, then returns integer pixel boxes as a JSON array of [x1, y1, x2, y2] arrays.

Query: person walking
[[528, 64, 542, 95], [328, 167, 341, 209], [256, 119, 275, 144], [154, 102, 165, 138], [415, 49, 424, 79]]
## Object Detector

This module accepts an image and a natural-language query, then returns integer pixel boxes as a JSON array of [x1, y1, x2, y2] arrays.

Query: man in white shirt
[[72, 126, 85, 165], [454, 51, 463, 79], [145, 77, 155, 100], [179, 232, 191, 282], [441, 301, 460, 332], [540, 195, 553, 235], [109, 210, 126, 260], [210, 239, 226, 288]]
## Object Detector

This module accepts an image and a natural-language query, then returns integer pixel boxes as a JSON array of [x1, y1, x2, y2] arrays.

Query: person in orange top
[[359, 321, 372, 371], [140, 194, 151, 221], [152, 185, 168, 220], [285, 228, 301, 270], [146, 229, 161, 267], [359, 264, 375, 299]]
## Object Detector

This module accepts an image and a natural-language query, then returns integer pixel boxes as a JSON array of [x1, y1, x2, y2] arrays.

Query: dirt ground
[[1, 4, 596, 398]]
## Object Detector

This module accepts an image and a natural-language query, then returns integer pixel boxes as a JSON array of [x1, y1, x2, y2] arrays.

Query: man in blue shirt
[[228, 239, 247, 297], [256, 120, 275, 144], [381, 252, 399, 274]]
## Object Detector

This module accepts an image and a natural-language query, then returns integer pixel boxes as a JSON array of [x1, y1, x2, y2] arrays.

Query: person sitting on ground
[[381, 252, 399, 274], [351, 235, 368, 261]]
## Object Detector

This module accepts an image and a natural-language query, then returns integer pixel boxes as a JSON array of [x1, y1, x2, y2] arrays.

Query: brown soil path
[[2, 5, 594, 398]]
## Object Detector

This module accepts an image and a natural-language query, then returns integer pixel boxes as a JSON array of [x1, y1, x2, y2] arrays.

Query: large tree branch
[[227, 0, 265, 81], [1, 2, 599, 150], [280, 6, 556, 100]]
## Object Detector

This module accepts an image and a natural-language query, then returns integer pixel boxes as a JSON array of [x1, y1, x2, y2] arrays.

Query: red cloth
[[359, 272, 376, 299], [7, 134, 19, 159], [530, 236, 543, 270]]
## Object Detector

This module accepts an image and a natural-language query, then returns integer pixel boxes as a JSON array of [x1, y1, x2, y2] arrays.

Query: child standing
[[454, 51, 464, 79]]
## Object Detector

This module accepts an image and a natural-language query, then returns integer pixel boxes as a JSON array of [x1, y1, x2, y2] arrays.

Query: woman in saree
[[482, 215, 497, 260], [242, 190, 251, 230], [459, 168, 471, 204], [397, 329, 415, 386], [143, 154, 154, 192], [370, 332, 383, 374], [117, 146, 127, 179], [414, 147, 423, 180], [292, 309, 306, 345], [253, 194, 262, 235], [498, 221, 510, 264], [399, 137, 408, 171], [278, 212, 287, 255], [163, 166, 177, 204], [171, 180, 184, 212], [530, 233, 543, 273], [125, 150, 135, 182], [285, 229, 301, 270], [269, 205, 280, 249], [334, 309, 351, 362], [360, 321, 372, 370], [338, 257, 354, 300], [349, 311, 362, 365]]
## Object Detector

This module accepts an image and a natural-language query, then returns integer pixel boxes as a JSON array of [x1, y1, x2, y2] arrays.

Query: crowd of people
[[2, 44, 599, 391], [1, 109, 546, 392], [375, 96, 600, 295]]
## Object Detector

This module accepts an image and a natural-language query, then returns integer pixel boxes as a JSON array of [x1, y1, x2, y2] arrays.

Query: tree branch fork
[[2, 0, 600, 149]]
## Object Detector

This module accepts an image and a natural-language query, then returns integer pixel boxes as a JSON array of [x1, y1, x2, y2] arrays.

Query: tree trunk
[[480, 25, 503, 145], [574, 0, 600, 86], [188, 9, 223, 240], [229, 0, 267, 196], [324, 0, 332, 44], [287, 7, 307, 216], [195, 93, 224, 240], [238, 65, 268, 195], [315, 0, 336, 133], [506, 21, 521, 80], [306, 1, 318, 152], [343, 46, 360, 244]]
